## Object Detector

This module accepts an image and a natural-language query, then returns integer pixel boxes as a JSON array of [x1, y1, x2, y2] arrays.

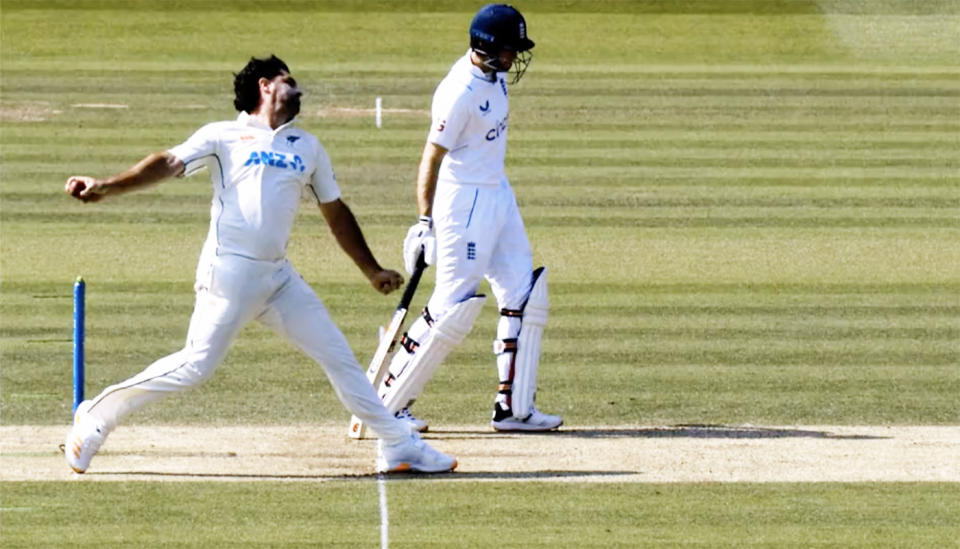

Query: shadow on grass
[[85, 470, 634, 481], [434, 425, 887, 440]]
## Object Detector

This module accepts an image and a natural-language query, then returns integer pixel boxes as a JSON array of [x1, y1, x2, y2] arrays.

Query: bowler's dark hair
[[233, 55, 290, 113]]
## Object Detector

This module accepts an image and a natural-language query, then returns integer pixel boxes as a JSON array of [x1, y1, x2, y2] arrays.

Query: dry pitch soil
[[3, 424, 959, 482]]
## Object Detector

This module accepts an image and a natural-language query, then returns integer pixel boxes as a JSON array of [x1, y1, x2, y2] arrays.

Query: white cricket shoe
[[491, 403, 563, 432], [377, 432, 457, 474], [395, 407, 428, 432], [64, 400, 108, 474]]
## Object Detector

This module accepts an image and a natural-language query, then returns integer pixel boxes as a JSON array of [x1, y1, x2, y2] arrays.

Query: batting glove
[[403, 216, 436, 274]]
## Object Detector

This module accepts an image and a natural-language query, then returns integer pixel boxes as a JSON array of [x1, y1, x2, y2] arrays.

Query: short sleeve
[[167, 123, 218, 177], [307, 143, 341, 204], [427, 84, 471, 151]]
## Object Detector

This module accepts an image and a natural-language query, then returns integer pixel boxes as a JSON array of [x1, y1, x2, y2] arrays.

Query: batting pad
[[512, 267, 548, 418], [380, 295, 486, 413]]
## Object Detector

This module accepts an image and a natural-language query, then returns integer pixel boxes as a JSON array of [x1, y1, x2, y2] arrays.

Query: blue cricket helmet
[[469, 4, 534, 83], [470, 4, 535, 53]]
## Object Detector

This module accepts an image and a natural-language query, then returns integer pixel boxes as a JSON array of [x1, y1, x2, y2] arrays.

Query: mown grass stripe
[[525, 122, 960, 132], [7, 324, 955, 343], [557, 304, 960, 316], [523, 87, 960, 97], [538, 350, 959, 367], [5, 280, 956, 295], [10, 154, 958, 170], [7, 192, 958, 210], [4, 211, 959, 229], [5, 172, 956, 189], [8, 68, 960, 80], [8, 138, 960, 151]]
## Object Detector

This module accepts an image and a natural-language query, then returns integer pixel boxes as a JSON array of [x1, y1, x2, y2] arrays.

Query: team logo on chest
[[479, 100, 490, 114], [243, 150, 306, 173], [485, 114, 508, 141]]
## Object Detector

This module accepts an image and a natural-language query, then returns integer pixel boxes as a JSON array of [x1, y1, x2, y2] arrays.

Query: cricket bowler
[[63, 55, 457, 475]]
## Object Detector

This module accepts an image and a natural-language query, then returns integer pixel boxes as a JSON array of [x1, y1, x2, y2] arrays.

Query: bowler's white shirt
[[168, 112, 340, 263], [428, 51, 510, 187]]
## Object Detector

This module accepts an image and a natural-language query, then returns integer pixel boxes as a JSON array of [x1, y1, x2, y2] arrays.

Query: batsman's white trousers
[[84, 254, 411, 444], [428, 178, 533, 315]]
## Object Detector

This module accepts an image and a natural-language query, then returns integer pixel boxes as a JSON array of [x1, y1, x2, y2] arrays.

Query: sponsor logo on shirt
[[485, 115, 508, 141], [243, 151, 306, 173], [479, 100, 490, 114], [286, 135, 300, 145], [466, 242, 477, 260]]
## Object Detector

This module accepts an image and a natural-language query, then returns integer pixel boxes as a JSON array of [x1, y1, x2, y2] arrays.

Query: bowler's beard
[[289, 95, 301, 117], [283, 96, 301, 121]]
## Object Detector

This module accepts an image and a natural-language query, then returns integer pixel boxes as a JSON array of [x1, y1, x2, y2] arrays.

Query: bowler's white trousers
[[84, 254, 410, 444]]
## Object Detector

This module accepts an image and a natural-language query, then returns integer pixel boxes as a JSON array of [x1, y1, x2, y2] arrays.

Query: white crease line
[[377, 444, 389, 549]]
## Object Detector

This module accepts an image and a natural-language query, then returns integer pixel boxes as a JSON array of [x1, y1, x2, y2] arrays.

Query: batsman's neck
[[470, 50, 497, 81]]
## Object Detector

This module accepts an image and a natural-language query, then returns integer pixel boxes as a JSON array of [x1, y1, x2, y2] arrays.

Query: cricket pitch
[[3, 424, 959, 483]]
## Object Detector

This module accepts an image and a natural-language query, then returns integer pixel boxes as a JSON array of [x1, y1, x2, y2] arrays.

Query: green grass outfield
[[2, 0, 959, 546], [4, 482, 960, 548]]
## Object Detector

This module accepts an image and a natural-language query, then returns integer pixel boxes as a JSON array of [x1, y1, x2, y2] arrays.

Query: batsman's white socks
[[377, 432, 457, 474], [64, 400, 109, 473]]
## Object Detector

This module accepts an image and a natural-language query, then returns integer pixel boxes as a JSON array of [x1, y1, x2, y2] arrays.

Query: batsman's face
[[495, 49, 517, 72]]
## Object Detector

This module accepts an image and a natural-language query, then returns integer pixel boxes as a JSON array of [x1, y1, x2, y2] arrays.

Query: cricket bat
[[349, 250, 428, 439]]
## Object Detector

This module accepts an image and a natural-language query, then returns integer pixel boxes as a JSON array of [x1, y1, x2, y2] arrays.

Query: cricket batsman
[[376, 4, 563, 432]]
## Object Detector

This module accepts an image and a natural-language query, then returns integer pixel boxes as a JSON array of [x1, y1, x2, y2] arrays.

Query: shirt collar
[[237, 111, 298, 132], [463, 50, 499, 82]]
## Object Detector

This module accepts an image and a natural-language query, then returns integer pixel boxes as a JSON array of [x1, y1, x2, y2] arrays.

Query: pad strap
[[422, 307, 435, 327], [379, 296, 486, 413], [400, 334, 419, 353], [492, 337, 517, 355]]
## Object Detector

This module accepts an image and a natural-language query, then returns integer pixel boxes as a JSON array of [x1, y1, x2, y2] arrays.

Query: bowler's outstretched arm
[[65, 152, 184, 203]]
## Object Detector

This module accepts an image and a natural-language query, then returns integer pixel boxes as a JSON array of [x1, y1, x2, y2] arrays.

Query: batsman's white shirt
[[429, 51, 510, 188], [425, 52, 534, 315], [169, 111, 341, 265]]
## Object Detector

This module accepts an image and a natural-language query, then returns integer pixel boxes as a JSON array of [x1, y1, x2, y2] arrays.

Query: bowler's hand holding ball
[[65, 176, 105, 203]]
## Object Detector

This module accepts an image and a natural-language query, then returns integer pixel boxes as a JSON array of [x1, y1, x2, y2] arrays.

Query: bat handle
[[399, 249, 428, 308]]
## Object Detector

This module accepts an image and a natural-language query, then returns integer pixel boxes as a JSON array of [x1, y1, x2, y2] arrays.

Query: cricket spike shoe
[[377, 432, 457, 474], [395, 407, 429, 433], [64, 400, 108, 473], [491, 402, 563, 432]]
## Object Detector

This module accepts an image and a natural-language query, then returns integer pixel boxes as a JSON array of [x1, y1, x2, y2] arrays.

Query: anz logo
[[485, 115, 508, 141], [243, 151, 306, 173]]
